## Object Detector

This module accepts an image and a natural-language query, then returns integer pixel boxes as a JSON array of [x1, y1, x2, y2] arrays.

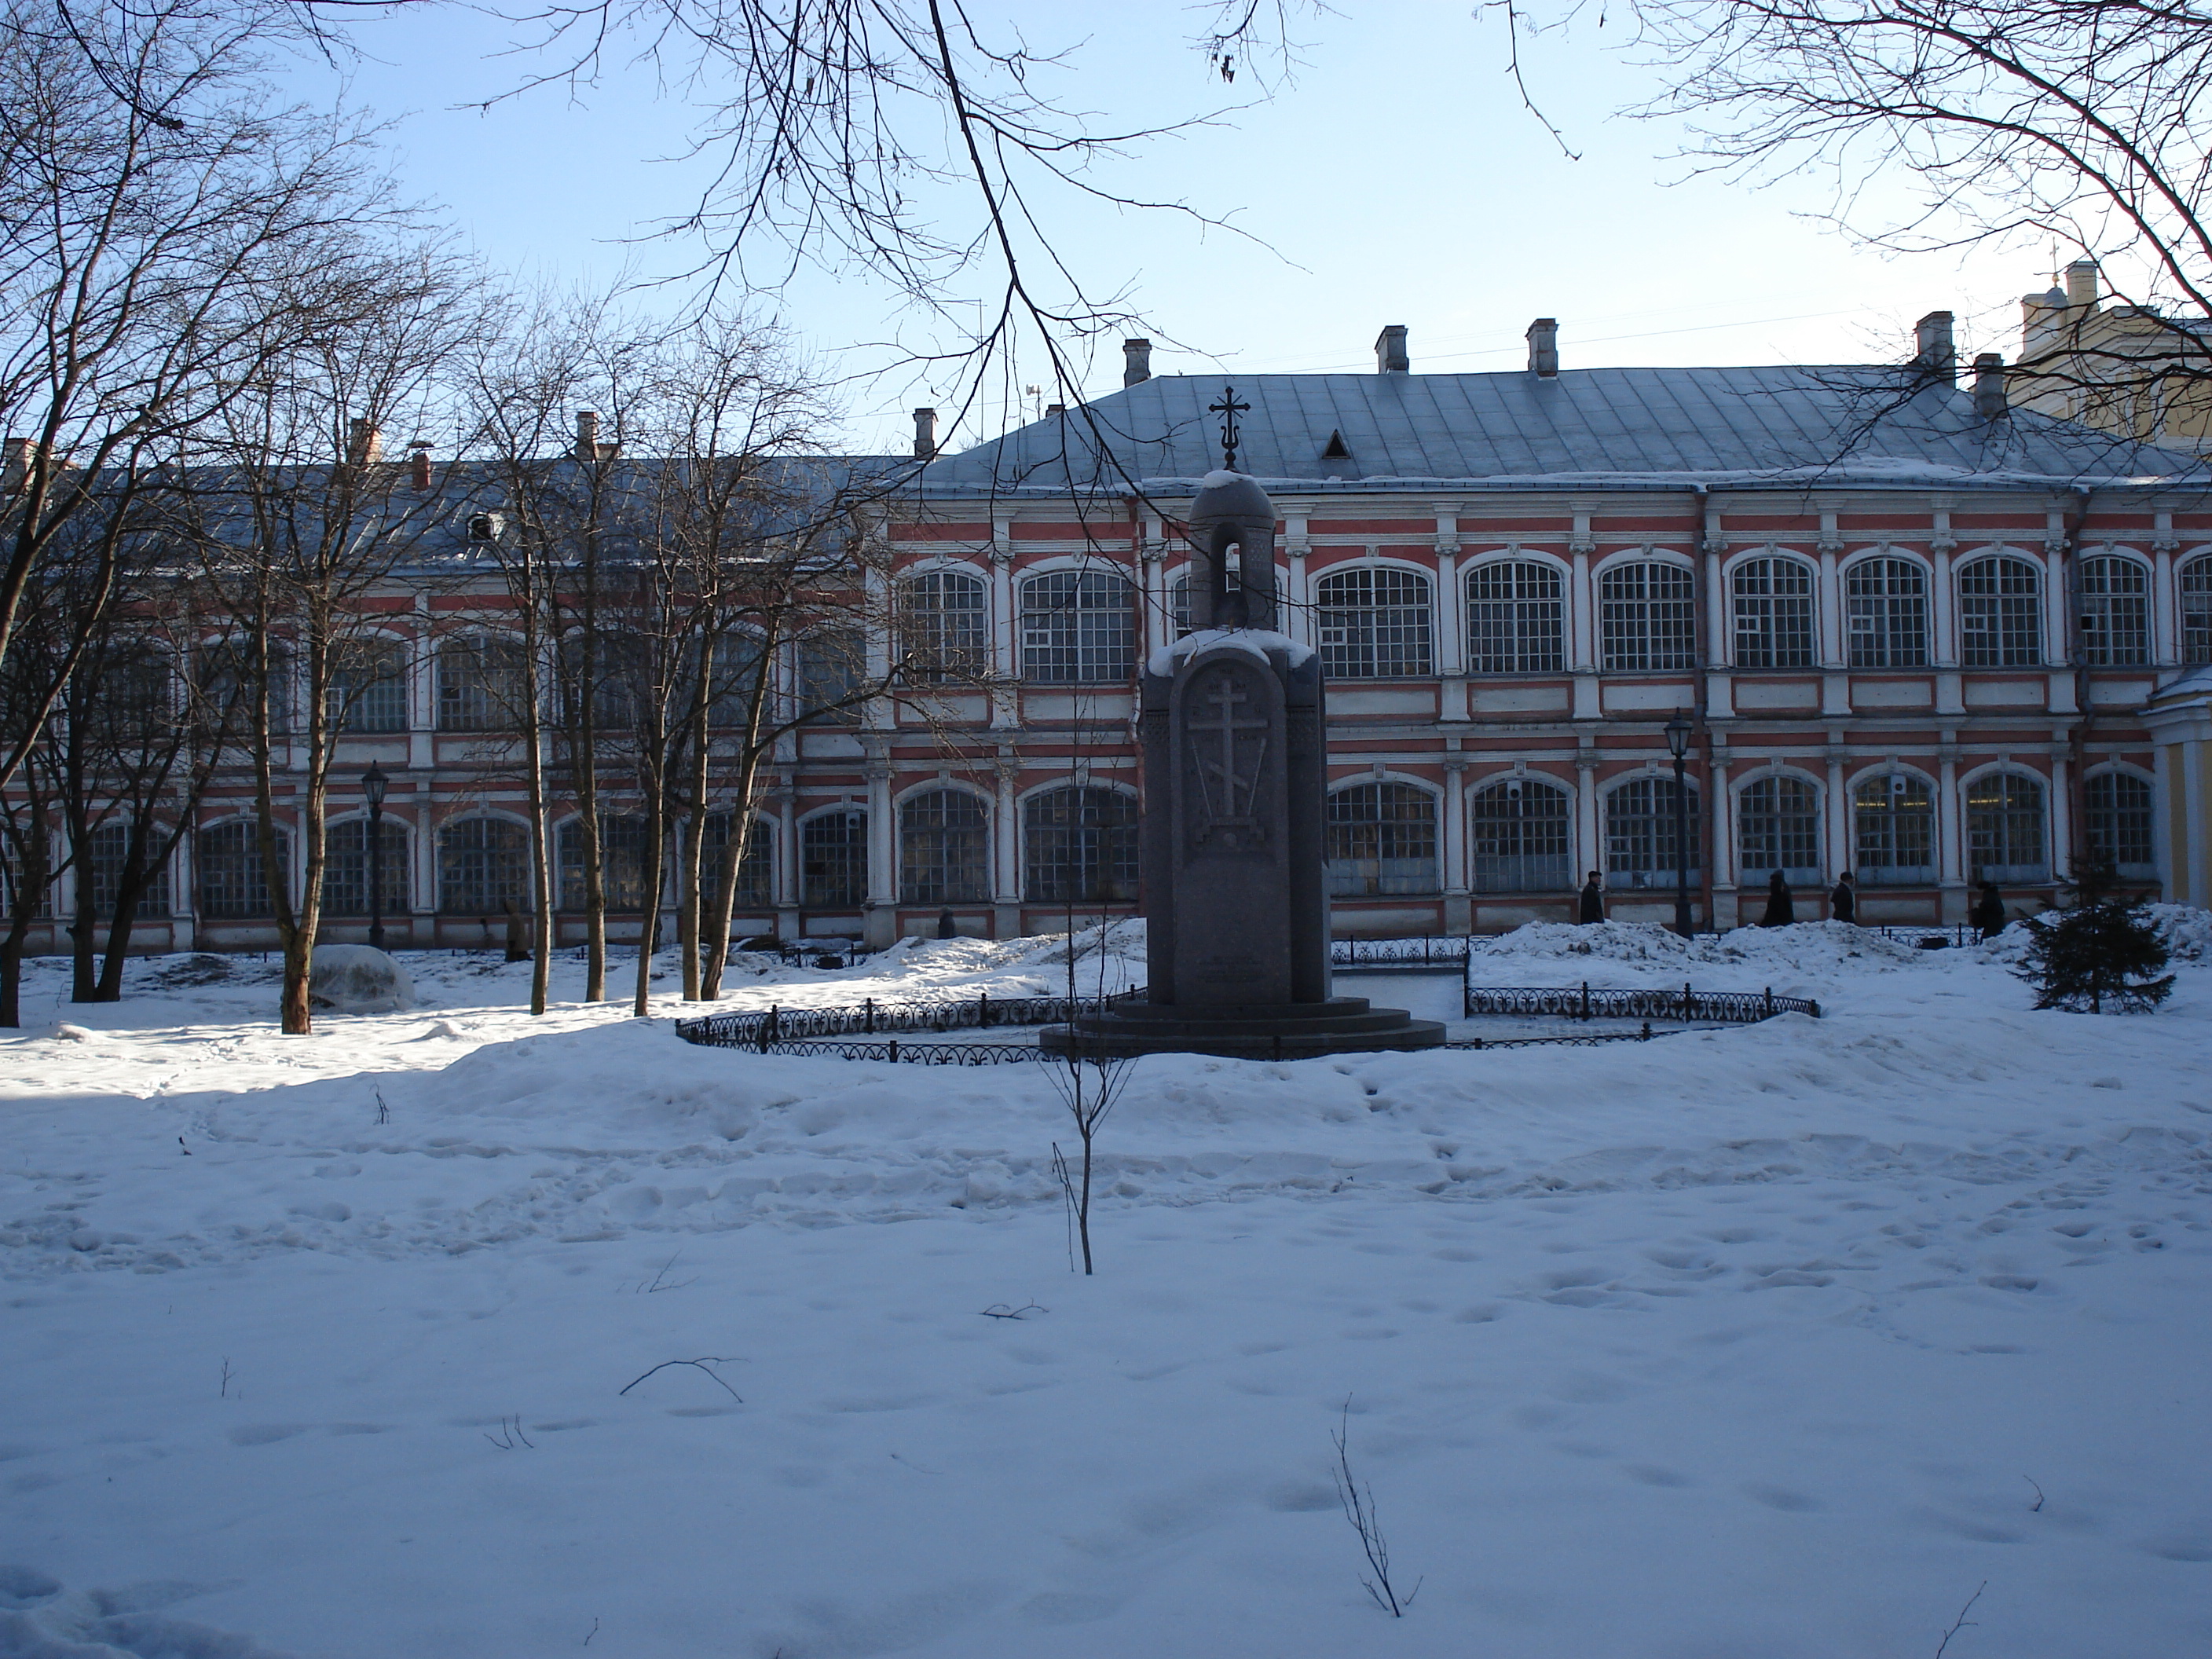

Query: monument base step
[[1041, 996, 1447, 1059]]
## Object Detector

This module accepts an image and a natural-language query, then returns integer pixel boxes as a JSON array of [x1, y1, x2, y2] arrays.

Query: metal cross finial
[[1208, 384, 1251, 471]]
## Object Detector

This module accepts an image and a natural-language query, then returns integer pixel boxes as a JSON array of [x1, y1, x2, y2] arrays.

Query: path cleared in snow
[[2, 922, 2208, 1658]]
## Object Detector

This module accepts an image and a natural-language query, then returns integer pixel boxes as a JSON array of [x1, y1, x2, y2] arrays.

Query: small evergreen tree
[[2012, 860, 2174, 1013]]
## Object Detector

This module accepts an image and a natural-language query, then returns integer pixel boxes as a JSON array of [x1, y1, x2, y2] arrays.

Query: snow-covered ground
[[3, 921, 2209, 1657]]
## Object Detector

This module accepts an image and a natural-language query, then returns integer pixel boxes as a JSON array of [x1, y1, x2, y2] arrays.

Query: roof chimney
[[1122, 338, 1152, 386], [346, 418, 382, 467], [1375, 324, 1408, 375], [913, 407, 938, 460], [409, 443, 432, 490], [2, 437, 33, 493], [575, 409, 602, 463], [1526, 317, 1559, 379], [2065, 258, 2100, 309], [1045, 403, 1065, 418], [1914, 311, 1957, 379], [1972, 353, 2008, 419]]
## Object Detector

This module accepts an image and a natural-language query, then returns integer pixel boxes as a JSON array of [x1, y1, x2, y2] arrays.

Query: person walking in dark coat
[[1829, 870, 1856, 925], [1972, 881, 2006, 939], [1760, 869, 1795, 926], [1577, 871, 1604, 924]]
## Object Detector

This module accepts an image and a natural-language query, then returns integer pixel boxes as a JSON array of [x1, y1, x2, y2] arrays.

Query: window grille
[[899, 789, 990, 903], [899, 570, 990, 680], [707, 633, 769, 729], [2084, 772, 2155, 877], [800, 810, 869, 907], [1326, 782, 1439, 895], [322, 819, 408, 915], [437, 636, 529, 732], [2077, 556, 2149, 666], [797, 629, 867, 720], [1966, 773, 2048, 882], [701, 814, 775, 910], [0, 840, 51, 919], [1023, 787, 1138, 903], [1605, 776, 1699, 888], [1958, 557, 2043, 667], [1468, 778, 1571, 892], [1020, 570, 1136, 683], [1316, 568, 1432, 678], [438, 817, 530, 914], [101, 652, 175, 744], [556, 635, 650, 733], [196, 822, 280, 918], [1853, 775, 1934, 884], [2183, 554, 2212, 665], [1169, 572, 1192, 638], [1599, 562, 1696, 671], [1846, 558, 1928, 668], [328, 641, 408, 733], [84, 822, 173, 918], [1738, 775, 1822, 881], [1730, 558, 1816, 668], [1465, 562, 1564, 674], [557, 815, 651, 911]]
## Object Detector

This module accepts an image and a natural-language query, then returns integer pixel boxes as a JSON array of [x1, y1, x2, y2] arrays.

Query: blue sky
[[304, 0, 2055, 454]]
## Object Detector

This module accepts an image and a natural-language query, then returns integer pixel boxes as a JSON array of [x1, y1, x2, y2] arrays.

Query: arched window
[[1852, 774, 1933, 884], [328, 639, 408, 733], [323, 818, 408, 915], [1020, 570, 1135, 683], [1599, 561, 1696, 671], [555, 633, 650, 733], [198, 821, 284, 918], [899, 789, 990, 903], [2078, 555, 2149, 666], [1738, 776, 1822, 884], [707, 632, 769, 729], [2084, 772, 2155, 878], [1316, 568, 1431, 678], [797, 629, 866, 721], [1958, 556, 2042, 667], [1465, 561, 1564, 673], [1023, 787, 1138, 903], [701, 814, 775, 910], [1966, 773, 2048, 882], [84, 821, 171, 918], [1469, 777, 1570, 892], [800, 809, 869, 907], [899, 569, 989, 680], [1168, 571, 1193, 638], [1605, 777, 1699, 889], [1846, 558, 1928, 668], [438, 817, 530, 914], [2182, 553, 2212, 664], [437, 635, 529, 731], [1326, 783, 1438, 895], [557, 815, 651, 911], [1731, 557, 1815, 668]]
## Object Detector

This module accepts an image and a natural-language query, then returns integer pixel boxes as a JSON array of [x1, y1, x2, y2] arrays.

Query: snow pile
[[308, 944, 416, 1014]]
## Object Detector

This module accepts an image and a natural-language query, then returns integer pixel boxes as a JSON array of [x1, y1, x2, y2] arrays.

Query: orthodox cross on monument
[[1208, 384, 1251, 471], [1188, 671, 1269, 839]]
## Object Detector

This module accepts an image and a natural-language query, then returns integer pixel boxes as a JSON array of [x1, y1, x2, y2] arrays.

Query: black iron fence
[[1872, 924, 1982, 950], [684, 1026, 1690, 1064], [674, 988, 1144, 1052], [1331, 936, 1470, 969], [1463, 982, 1820, 1022]]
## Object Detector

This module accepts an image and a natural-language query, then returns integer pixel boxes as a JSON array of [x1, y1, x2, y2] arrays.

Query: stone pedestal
[[1047, 472, 1443, 1060]]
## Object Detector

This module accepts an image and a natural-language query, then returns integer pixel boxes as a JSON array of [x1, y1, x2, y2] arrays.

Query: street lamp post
[[1664, 715, 1694, 938], [363, 762, 389, 952]]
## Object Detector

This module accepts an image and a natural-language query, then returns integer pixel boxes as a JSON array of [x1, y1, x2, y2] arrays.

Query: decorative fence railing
[[1871, 924, 1982, 950], [673, 988, 1145, 1052], [679, 1027, 1692, 1064], [1331, 936, 1472, 969], [1463, 983, 1820, 1022]]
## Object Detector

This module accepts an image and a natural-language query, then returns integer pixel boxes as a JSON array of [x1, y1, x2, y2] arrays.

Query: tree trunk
[[698, 751, 764, 1002], [632, 800, 668, 1018]]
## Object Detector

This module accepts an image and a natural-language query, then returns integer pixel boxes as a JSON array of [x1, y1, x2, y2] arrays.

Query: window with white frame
[[797, 628, 866, 721], [1465, 561, 1564, 673], [557, 815, 651, 911], [438, 817, 530, 914], [1022, 786, 1138, 903], [899, 789, 990, 903], [328, 639, 408, 733], [1966, 773, 2048, 882], [2084, 771, 2155, 877], [1599, 561, 1696, 671], [196, 821, 280, 918], [706, 632, 770, 729], [1958, 556, 2043, 667], [2077, 555, 2150, 666], [0, 836, 53, 920], [1020, 570, 1136, 683], [1738, 775, 1822, 882], [1469, 777, 1571, 892], [1605, 776, 1699, 888], [1316, 568, 1433, 678], [437, 635, 529, 731], [1853, 774, 1934, 884], [2182, 554, 2212, 664], [1730, 557, 1816, 669], [1169, 571, 1192, 638], [899, 569, 990, 680], [322, 819, 408, 915], [85, 821, 172, 918], [1847, 558, 1928, 668], [1326, 782, 1439, 895], [800, 809, 869, 907], [701, 813, 774, 911]]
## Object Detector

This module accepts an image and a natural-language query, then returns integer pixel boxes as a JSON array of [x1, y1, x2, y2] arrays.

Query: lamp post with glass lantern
[[363, 762, 389, 951], [1664, 714, 1694, 937]]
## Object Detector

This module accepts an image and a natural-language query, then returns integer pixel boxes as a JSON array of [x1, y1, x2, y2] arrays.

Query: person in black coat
[[1577, 871, 1604, 924], [1760, 869, 1795, 926], [1972, 881, 2006, 939], [1829, 870, 1856, 925]]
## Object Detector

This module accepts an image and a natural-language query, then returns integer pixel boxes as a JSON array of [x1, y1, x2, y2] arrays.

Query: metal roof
[[911, 366, 2212, 496]]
